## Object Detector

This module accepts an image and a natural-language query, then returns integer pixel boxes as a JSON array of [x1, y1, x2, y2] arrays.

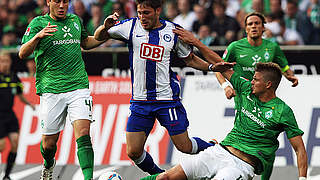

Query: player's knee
[[42, 138, 57, 150], [10, 141, 19, 152]]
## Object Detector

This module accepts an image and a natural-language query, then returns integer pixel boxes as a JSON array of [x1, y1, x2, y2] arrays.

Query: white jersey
[[108, 18, 192, 102]]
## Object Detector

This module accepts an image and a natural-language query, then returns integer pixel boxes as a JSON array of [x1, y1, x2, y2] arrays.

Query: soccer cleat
[[3, 176, 12, 180], [40, 159, 56, 180]]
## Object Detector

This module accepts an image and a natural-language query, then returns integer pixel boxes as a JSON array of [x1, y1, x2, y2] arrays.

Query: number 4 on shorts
[[85, 99, 92, 111]]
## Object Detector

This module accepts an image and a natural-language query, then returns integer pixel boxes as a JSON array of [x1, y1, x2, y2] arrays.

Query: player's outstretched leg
[[191, 137, 215, 153], [133, 150, 165, 175], [76, 135, 94, 180], [171, 132, 214, 155]]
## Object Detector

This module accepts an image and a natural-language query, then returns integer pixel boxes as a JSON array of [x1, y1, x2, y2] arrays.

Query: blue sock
[[191, 137, 214, 154], [134, 151, 164, 175]]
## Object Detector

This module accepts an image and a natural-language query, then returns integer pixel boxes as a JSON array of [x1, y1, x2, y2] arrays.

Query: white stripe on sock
[[190, 137, 198, 154], [133, 150, 146, 164]]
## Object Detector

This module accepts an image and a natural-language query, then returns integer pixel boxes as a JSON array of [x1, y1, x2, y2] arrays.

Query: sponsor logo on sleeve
[[222, 49, 228, 59], [24, 27, 31, 36]]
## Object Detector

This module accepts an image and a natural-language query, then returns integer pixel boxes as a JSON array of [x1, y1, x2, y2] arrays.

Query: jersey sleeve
[[280, 106, 304, 139], [222, 42, 235, 62], [273, 44, 289, 72], [175, 38, 192, 58], [21, 17, 43, 44], [108, 19, 133, 41], [230, 72, 251, 94]]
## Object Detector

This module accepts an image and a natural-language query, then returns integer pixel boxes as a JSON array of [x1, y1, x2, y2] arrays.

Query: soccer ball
[[98, 171, 123, 180]]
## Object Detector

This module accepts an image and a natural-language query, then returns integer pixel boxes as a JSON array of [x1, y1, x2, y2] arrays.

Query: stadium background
[[0, 47, 319, 179]]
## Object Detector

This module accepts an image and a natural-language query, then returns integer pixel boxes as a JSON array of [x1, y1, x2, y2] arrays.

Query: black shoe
[[3, 176, 12, 180]]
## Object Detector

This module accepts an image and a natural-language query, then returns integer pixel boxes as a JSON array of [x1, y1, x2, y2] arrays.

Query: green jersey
[[222, 38, 289, 81], [22, 13, 89, 95], [220, 72, 304, 174]]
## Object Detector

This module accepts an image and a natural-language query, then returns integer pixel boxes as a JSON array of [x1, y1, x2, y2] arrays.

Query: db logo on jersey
[[140, 43, 164, 62]]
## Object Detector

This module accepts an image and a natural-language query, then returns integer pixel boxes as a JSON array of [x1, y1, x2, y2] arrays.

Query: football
[[98, 171, 123, 180]]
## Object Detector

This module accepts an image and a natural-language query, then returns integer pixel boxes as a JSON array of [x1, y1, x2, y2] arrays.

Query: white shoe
[[40, 159, 56, 180]]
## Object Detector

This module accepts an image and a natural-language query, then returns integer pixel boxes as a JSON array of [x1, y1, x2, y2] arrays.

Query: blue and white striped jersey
[[108, 18, 192, 102]]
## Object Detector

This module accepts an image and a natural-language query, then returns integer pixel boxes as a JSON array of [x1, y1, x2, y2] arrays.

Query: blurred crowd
[[1, 0, 320, 51]]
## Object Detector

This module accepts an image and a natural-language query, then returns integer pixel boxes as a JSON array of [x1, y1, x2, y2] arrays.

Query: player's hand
[[211, 62, 236, 72], [173, 27, 198, 45], [104, 12, 119, 29], [224, 86, 236, 99], [36, 22, 57, 39], [287, 75, 299, 87]]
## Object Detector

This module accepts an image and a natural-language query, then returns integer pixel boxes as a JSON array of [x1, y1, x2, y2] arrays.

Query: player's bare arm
[[216, 72, 236, 99], [19, 22, 57, 59], [81, 36, 107, 50], [183, 52, 235, 73], [289, 135, 308, 178], [283, 69, 299, 87], [94, 12, 119, 41]]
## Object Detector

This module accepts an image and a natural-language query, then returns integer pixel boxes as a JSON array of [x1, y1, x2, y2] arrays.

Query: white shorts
[[180, 144, 255, 180], [39, 89, 93, 135]]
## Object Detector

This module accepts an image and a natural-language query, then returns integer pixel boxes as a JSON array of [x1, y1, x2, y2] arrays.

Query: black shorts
[[0, 110, 20, 138]]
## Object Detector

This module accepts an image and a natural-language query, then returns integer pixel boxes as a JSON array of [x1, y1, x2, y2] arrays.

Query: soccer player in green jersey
[[216, 12, 298, 100], [140, 28, 308, 180], [18, 0, 106, 180], [216, 12, 299, 179]]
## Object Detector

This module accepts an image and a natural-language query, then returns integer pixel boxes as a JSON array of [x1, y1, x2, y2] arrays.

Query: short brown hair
[[136, 0, 163, 10], [244, 12, 266, 26], [255, 62, 282, 90]]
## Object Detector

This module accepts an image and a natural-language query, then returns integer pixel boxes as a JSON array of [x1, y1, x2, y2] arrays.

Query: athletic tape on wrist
[[221, 82, 229, 89]]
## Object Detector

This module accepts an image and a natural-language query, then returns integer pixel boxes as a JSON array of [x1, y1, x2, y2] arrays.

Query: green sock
[[40, 141, 57, 169], [76, 135, 94, 180], [140, 173, 160, 180]]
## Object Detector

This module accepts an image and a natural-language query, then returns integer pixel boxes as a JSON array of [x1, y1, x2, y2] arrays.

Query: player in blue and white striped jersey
[[94, 0, 228, 175]]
